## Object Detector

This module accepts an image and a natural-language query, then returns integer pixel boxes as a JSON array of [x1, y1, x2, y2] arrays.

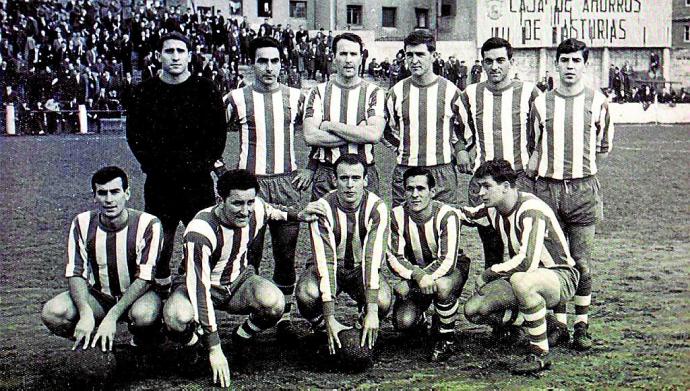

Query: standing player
[[303, 33, 386, 200], [126, 31, 227, 294], [163, 169, 322, 388], [461, 160, 580, 374], [530, 38, 614, 350], [41, 166, 163, 351], [296, 154, 392, 355], [456, 38, 541, 295], [224, 36, 312, 333], [387, 167, 469, 362], [384, 30, 463, 207]]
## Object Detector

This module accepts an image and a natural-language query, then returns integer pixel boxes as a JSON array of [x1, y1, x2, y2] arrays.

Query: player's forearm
[[68, 277, 93, 316], [106, 278, 150, 320], [303, 118, 347, 146], [324, 117, 384, 144]]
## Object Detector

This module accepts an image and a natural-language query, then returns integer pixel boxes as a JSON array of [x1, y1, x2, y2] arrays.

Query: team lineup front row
[[41, 29, 613, 388]]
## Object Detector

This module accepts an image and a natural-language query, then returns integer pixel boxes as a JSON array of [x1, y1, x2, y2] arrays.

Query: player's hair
[[91, 166, 129, 193], [331, 32, 363, 54], [556, 38, 589, 63], [159, 31, 191, 51], [403, 167, 436, 189], [248, 36, 282, 62], [333, 154, 368, 178], [403, 29, 436, 53], [481, 37, 513, 60], [474, 159, 517, 188], [216, 169, 260, 199]]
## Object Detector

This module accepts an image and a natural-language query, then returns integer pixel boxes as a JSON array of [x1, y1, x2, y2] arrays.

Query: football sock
[[435, 299, 459, 335], [166, 321, 196, 345], [308, 314, 325, 332], [522, 300, 549, 353], [552, 302, 568, 325], [574, 272, 592, 325], [501, 309, 525, 326], [236, 315, 263, 340]]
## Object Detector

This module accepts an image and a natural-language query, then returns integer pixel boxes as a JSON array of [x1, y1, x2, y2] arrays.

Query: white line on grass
[[617, 146, 690, 153]]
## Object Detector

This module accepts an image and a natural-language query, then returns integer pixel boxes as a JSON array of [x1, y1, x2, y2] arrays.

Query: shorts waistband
[[397, 162, 454, 169], [317, 160, 376, 169], [537, 175, 595, 184], [255, 171, 297, 178]]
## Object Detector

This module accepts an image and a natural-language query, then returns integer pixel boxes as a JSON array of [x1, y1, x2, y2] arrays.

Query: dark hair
[[331, 32, 363, 54], [403, 167, 435, 189], [91, 166, 128, 192], [481, 37, 513, 60], [159, 31, 191, 51], [248, 36, 282, 62], [474, 159, 517, 188], [333, 154, 368, 178], [403, 30, 435, 53], [216, 169, 260, 199], [556, 38, 589, 63]]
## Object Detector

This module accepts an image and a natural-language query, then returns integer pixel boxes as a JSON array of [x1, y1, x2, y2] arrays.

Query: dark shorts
[[171, 267, 256, 310], [395, 266, 466, 307], [86, 286, 157, 322], [311, 162, 380, 201], [257, 172, 302, 208], [305, 265, 369, 305], [392, 163, 458, 207], [553, 267, 580, 305], [468, 170, 535, 207], [534, 175, 603, 227], [144, 173, 215, 226]]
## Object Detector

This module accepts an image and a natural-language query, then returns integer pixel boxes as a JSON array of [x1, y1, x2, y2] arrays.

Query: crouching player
[[387, 167, 470, 362], [163, 169, 322, 388], [296, 154, 392, 355], [460, 160, 579, 374], [41, 166, 164, 352]]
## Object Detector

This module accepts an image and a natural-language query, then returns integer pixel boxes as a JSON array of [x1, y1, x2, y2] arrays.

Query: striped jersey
[[530, 87, 614, 179], [458, 192, 576, 280], [457, 80, 541, 172], [304, 79, 385, 165], [65, 209, 162, 298], [184, 198, 292, 346], [384, 76, 461, 167], [225, 84, 304, 175], [388, 201, 460, 281], [309, 190, 389, 315]]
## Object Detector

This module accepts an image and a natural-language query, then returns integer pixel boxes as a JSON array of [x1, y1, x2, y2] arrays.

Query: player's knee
[[163, 296, 194, 331], [377, 282, 392, 317], [130, 304, 160, 327], [463, 295, 485, 321], [252, 281, 285, 318], [296, 275, 320, 305], [509, 273, 535, 297], [41, 299, 70, 327], [434, 278, 456, 302]]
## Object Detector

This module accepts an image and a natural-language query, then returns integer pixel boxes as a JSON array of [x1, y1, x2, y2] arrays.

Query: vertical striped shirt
[[304, 79, 385, 165], [309, 191, 389, 316], [530, 87, 614, 179], [384, 76, 461, 167], [388, 201, 460, 282], [184, 198, 292, 347], [225, 84, 305, 175], [65, 209, 162, 298], [458, 192, 576, 280], [457, 80, 541, 172]]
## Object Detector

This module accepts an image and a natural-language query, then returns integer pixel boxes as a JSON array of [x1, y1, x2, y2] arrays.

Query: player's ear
[[124, 188, 131, 201], [155, 50, 160, 61], [429, 186, 437, 198], [363, 174, 369, 188]]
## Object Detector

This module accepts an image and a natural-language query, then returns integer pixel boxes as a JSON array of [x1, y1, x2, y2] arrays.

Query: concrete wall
[[610, 103, 690, 123], [671, 48, 690, 87]]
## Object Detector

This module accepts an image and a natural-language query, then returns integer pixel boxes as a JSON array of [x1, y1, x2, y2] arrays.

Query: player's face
[[159, 39, 190, 76], [405, 43, 434, 78], [404, 175, 435, 213], [253, 46, 281, 88], [556, 51, 586, 87], [333, 39, 362, 79], [335, 163, 367, 207], [220, 188, 256, 228], [476, 176, 507, 208], [482, 47, 512, 87], [93, 178, 130, 219]]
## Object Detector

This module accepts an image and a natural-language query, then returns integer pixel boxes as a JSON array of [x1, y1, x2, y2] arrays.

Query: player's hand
[[292, 168, 314, 191], [394, 280, 411, 299], [456, 150, 472, 173], [360, 308, 379, 349], [300, 201, 328, 221], [209, 345, 231, 388], [418, 274, 436, 295], [325, 316, 349, 355], [526, 153, 539, 178], [72, 310, 95, 350], [91, 313, 117, 352]]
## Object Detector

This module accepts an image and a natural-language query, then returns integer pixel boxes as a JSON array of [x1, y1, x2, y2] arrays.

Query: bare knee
[[434, 278, 456, 302], [252, 281, 285, 319], [163, 291, 194, 331], [509, 272, 535, 298], [377, 280, 392, 317], [129, 298, 161, 327], [296, 273, 321, 316]]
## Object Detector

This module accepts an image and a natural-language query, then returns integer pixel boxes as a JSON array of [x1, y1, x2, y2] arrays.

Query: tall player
[[384, 30, 463, 207], [303, 33, 386, 200], [387, 167, 469, 362], [296, 154, 392, 355], [530, 38, 614, 351], [163, 169, 322, 388], [460, 160, 580, 374], [224, 36, 312, 333], [455, 37, 541, 341], [41, 166, 163, 352]]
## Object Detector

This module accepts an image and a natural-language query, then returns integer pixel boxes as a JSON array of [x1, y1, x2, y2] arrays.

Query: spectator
[[470, 59, 482, 84]]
